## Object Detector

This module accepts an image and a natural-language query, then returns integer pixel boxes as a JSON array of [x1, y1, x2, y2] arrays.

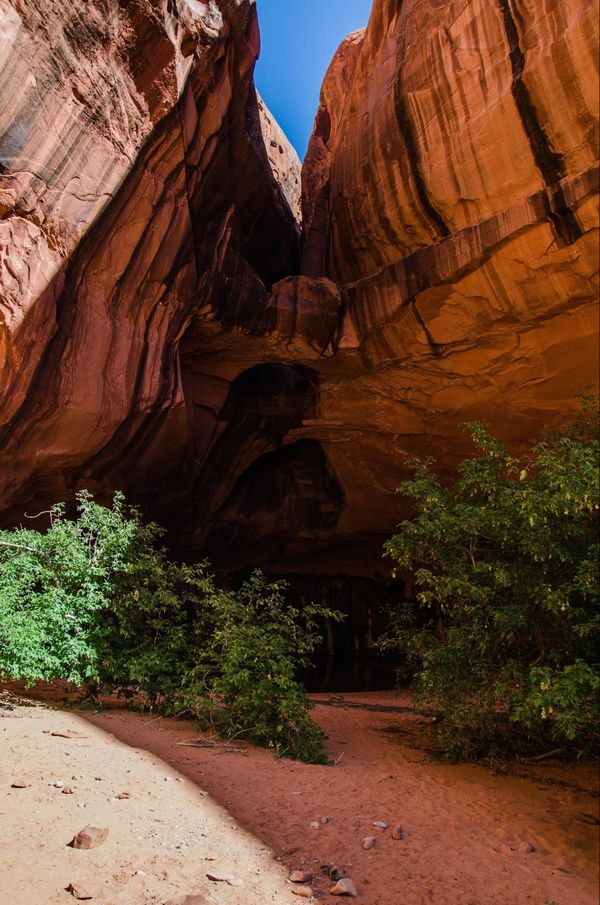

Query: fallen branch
[[176, 738, 246, 754], [522, 747, 565, 763], [312, 696, 412, 714]]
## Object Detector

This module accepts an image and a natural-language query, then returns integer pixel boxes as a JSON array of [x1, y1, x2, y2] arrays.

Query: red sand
[[79, 691, 599, 905]]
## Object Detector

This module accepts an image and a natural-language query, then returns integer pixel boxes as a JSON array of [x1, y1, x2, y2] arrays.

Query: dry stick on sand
[[523, 747, 566, 763], [177, 739, 247, 754]]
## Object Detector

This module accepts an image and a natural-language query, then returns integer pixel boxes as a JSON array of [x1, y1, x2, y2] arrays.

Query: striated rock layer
[[295, 0, 599, 569], [0, 0, 598, 574], [0, 0, 305, 545]]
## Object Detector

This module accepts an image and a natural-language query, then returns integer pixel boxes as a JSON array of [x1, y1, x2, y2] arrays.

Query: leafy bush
[[381, 403, 599, 760], [0, 492, 336, 763], [0, 491, 204, 691], [182, 572, 340, 764]]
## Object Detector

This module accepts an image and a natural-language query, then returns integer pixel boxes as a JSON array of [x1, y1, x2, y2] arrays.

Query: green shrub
[[381, 402, 599, 760], [0, 491, 204, 692], [0, 492, 127, 685], [181, 571, 340, 764], [0, 492, 337, 763]]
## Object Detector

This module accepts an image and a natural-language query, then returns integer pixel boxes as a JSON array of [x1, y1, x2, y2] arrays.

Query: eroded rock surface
[[294, 0, 599, 568], [0, 0, 598, 574], [0, 0, 304, 535]]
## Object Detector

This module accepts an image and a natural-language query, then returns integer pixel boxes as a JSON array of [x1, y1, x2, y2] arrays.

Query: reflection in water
[[303, 655, 397, 693]]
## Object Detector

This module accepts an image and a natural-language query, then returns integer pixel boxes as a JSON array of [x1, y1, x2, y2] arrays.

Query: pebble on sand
[[362, 836, 376, 850], [68, 825, 109, 849], [51, 730, 88, 739], [327, 866, 345, 881], [206, 870, 243, 887], [65, 882, 94, 900], [518, 841, 535, 853], [290, 870, 313, 883], [330, 877, 358, 896], [291, 885, 315, 898]]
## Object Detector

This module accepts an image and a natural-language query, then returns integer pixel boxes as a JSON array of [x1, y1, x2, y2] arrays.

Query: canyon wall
[[0, 0, 304, 534], [296, 0, 599, 569], [0, 0, 598, 573]]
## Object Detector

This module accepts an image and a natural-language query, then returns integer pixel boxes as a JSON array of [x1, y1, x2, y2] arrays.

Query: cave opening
[[185, 358, 403, 687], [186, 361, 322, 536], [219, 362, 318, 430], [216, 569, 406, 692], [204, 437, 346, 567]]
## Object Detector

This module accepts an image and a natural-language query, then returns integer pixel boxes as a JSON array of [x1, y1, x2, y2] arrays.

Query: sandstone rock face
[[0, 0, 305, 534], [294, 0, 599, 567], [258, 91, 302, 224], [0, 0, 598, 575], [301, 27, 366, 278]]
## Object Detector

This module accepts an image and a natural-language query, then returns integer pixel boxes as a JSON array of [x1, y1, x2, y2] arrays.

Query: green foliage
[[0, 492, 337, 763], [0, 491, 204, 691], [0, 492, 130, 684], [182, 572, 341, 764], [381, 401, 599, 759]]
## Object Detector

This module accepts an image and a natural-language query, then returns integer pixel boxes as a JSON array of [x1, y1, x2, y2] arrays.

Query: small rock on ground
[[291, 885, 314, 898], [51, 730, 88, 739], [290, 870, 313, 883], [330, 878, 358, 896], [206, 871, 243, 887], [328, 867, 345, 881], [391, 823, 403, 840], [68, 825, 109, 849], [362, 836, 376, 850], [65, 882, 94, 900], [518, 841, 535, 853]]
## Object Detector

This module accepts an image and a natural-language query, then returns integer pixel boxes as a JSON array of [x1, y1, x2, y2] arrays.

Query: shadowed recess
[[205, 439, 346, 566]]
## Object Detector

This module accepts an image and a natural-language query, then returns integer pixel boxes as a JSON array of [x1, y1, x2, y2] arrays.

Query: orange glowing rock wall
[[0, 0, 597, 573]]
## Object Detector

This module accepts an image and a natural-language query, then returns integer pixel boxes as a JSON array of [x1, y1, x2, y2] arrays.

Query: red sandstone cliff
[[0, 0, 598, 573], [294, 0, 599, 568], [0, 0, 302, 524]]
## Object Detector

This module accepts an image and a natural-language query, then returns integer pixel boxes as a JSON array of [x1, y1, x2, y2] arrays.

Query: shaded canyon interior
[[0, 0, 598, 577]]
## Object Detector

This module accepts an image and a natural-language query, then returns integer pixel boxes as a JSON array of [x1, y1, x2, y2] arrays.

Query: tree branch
[[0, 540, 40, 555]]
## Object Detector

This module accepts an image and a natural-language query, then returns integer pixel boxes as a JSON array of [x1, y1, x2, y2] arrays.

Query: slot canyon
[[1, 0, 596, 580], [0, 4, 599, 905]]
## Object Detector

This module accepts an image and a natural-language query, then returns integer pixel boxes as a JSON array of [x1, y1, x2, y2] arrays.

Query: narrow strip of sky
[[254, 0, 372, 161]]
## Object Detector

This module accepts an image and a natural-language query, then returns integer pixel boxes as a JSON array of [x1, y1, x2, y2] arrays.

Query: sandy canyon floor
[[0, 688, 598, 905]]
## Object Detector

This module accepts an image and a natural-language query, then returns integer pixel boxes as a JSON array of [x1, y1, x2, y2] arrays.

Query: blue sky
[[254, 0, 373, 160]]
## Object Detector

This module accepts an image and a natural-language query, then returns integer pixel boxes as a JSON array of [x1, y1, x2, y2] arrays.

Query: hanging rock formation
[[0, 0, 598, 573]]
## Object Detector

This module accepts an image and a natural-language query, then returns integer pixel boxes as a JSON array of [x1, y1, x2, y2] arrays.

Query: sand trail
[[1, 689, 598, 905], [0, 696, 295, 905]]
